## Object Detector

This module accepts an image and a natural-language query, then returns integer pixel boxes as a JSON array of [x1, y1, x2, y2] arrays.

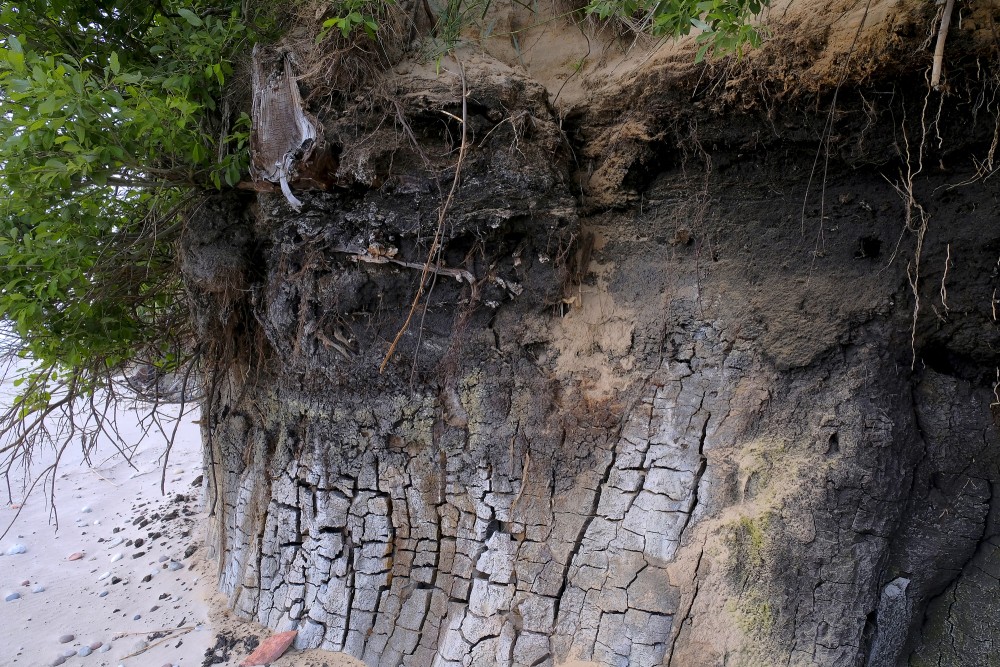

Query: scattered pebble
[[97, 571, 110, 581], [6, 543, 27, 555], [168, 561, 183, 571], [81, 506, 92, 513], [158, 555, 169, 563], [51, 656, 66, 666], [93, 520, 101, 525], [19, 579, 29, 586], [133, 614, 141, 620], [77, 646, 92, 657], [99, 590, 109, 597], [183, 545, 197, 558], [58, 635, 74, 644], [110, 552, 123, 563], [5, 591, 20, 602], [98, 644, 111, 653], [89, 641, 102, 650], [61, 649, 76, 657], [67, 552, 84, 561], [109, 537, 124, 547], [32, 585, 45, 593]]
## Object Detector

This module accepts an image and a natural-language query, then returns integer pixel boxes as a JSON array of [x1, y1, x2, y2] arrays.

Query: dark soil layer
[[183, 5, 1000, 664]]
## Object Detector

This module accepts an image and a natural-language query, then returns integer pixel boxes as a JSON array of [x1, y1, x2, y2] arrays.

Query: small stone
[[58, 635, 75, 644], [99, 590, 109, 597], [61, 649, 76, 657], [110, 553, 123, 563], [141, 574, 152, 583], [32, 585, 45, 593], [110, 577, 121, 585], [109, 537, 123, 547], [89, 642, 102, 650], [183, 545, 197, 559], [51, 657, 66, 666], [168, 561, 183, 571], [129, 640, 147, 652], [134, 538, 144, 547], [150, 605, 159, 612], [98, 644, 111, 653], [77, 646, 92, 657], [81, 506, 92, 513], [93, 520, 101, 525], [67, 552, 84, 561], [158, 555, 168, 563], [133, 614, 141, 620], [6, 543, 26, 555], [5, 591, 20, 602], [19, 579, 29, 586], [97, 571, 110, 581]]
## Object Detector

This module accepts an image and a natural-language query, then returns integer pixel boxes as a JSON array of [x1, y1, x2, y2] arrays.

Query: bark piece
[[240, 630, 297, 666]]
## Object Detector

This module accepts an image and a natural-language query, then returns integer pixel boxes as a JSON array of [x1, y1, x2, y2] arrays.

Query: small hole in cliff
[[826, 432, 840, 457], [855, 236, 882, 259]]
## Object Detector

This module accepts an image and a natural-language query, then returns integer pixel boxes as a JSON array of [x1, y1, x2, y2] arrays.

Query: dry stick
[[117, 626, 194, 660], [379, 57, 470, 374], [931, 0, 956, 90]]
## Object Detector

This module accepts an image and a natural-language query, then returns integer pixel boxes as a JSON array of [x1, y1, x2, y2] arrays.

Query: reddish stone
[[240, 630, 297, 666], [67, 552, 84, 561]]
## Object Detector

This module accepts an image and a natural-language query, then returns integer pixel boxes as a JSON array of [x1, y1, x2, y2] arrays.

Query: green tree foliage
[[0, 1, 251, 427], [585, 0, 770, 60]]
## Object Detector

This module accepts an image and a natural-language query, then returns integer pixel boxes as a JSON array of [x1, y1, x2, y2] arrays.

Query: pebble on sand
[[98, 644, 111, 653], [89, 641, 102, 650], [110, 552, 123, 563], [99, 590, 109, 597], [5, 591, 21, 602], [81, 505, 92, 513], [109, 537, 124, 547], [77, 646, 92, 657], [97, 571, 110, 581], [51, 656, 66, 666], [32, 585, 45, 593], [67, 552, 84, 561], [168, 561, 183, 571], [58, 635, 75, 644], [6, 543, 27, 555]]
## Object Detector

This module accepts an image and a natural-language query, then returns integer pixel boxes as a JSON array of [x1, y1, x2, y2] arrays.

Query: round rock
[[77, 646, 92, 657], [6, 543, 26, 555], [58, 634, 75, 644], [5, 591, 20, 602], [32, 585, 45, 593]]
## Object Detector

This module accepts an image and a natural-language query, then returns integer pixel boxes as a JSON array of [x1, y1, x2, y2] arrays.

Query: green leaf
[[110, 51, 120, 75], [177, 8, 204, 27]]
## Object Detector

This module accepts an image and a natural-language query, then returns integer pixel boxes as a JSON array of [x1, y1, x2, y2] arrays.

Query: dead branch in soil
[[931, 0, 956, 90], [380, 55, 470, 373]]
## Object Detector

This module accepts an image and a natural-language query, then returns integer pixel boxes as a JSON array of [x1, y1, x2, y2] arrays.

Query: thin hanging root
[[931, 0, 956, 89], [380, 57, 470, 374], [940, 243, 951, 311]]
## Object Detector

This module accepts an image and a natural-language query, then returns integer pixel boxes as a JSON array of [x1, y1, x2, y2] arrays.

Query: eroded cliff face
[[182, 3, 1000, 664]]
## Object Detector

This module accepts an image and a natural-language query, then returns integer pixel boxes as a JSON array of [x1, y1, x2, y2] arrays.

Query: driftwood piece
[[250, 46, 319, 211]]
